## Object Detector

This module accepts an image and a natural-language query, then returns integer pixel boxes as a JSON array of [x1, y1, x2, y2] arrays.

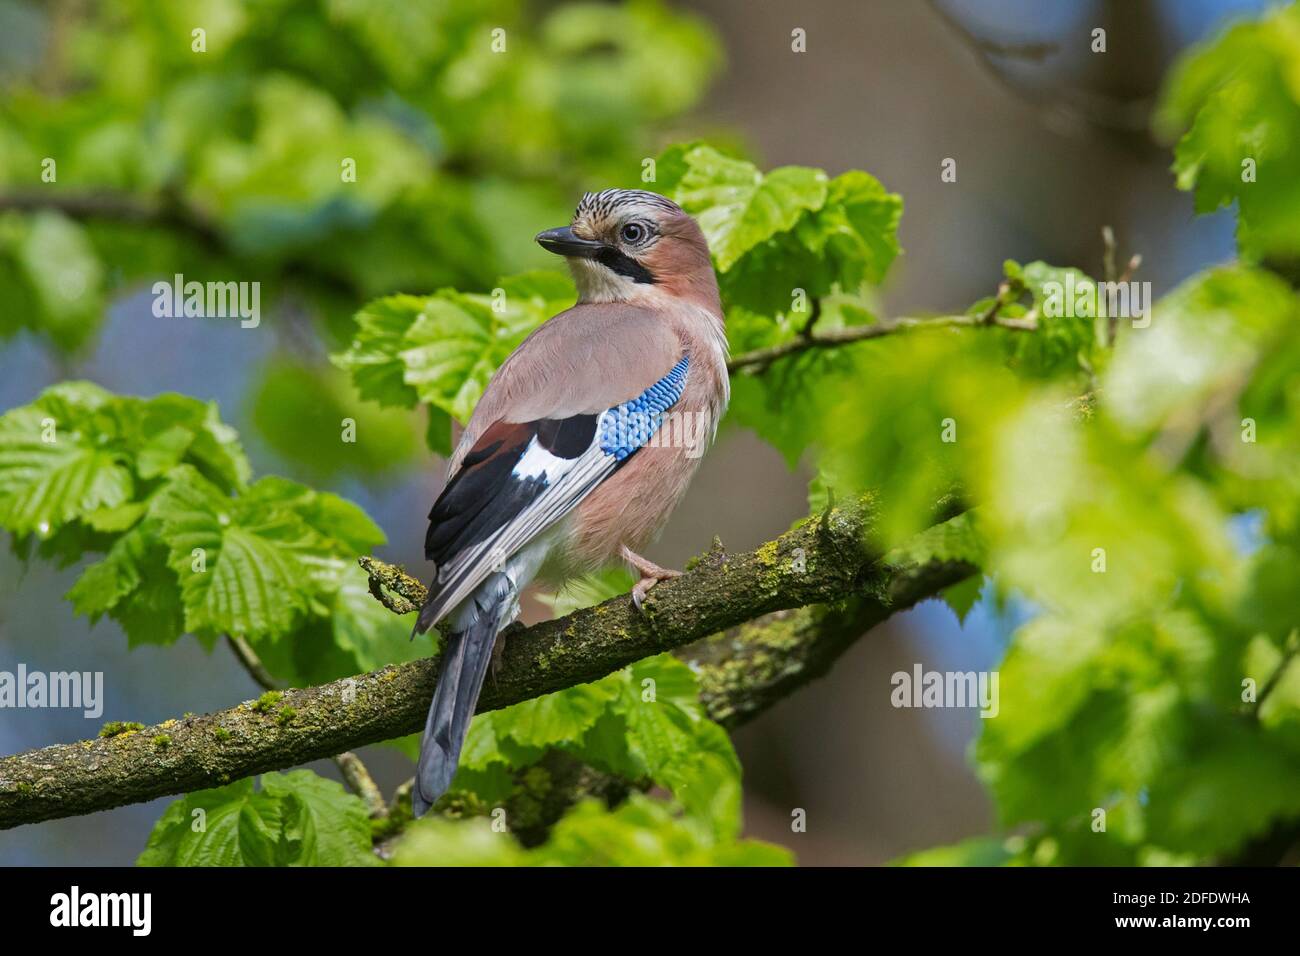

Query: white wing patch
[[511, 439, 572, 483], [430, 429, 618, 619]]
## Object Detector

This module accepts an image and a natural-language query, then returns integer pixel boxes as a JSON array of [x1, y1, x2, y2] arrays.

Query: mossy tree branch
[[0, 496, 977, 830]]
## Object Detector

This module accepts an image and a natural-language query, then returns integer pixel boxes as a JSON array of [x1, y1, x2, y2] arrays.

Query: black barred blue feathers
[[599, 356, 690, 460]]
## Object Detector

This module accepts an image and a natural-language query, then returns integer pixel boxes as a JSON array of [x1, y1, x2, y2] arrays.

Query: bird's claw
[[630, 568, 682, 615], [620, 545, 682, 616]]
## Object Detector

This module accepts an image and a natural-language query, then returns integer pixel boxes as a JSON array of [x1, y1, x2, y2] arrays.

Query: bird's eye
[[620, 222, 646, 244]]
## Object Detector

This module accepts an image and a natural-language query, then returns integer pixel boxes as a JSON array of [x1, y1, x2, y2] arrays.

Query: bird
[[410, 188, 730, 817]]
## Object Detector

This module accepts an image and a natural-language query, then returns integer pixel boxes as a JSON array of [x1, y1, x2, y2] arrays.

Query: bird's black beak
[[535, 226, 604, 259]]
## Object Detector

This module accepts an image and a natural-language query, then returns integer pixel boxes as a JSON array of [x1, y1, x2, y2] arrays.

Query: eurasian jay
[[411, 189, 729, 816]]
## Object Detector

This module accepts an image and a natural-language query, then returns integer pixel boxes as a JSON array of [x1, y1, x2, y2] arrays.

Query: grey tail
[[412, 594, 504, 818]]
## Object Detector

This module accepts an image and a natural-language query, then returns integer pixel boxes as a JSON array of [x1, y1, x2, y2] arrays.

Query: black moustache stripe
[[596, 247, 655, 285]]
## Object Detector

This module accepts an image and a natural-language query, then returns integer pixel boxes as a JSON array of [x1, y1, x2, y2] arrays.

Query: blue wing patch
[[598, 356, 690, 461]]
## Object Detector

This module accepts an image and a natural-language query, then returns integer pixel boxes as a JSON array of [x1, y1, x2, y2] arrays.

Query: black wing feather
[[421, 413, 599, 591]]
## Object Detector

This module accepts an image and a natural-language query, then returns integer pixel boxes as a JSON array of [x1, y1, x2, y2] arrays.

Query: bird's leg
[[490, 638, 506, 686], [620, 545, 682, 612], [490, 621, 525, 685]]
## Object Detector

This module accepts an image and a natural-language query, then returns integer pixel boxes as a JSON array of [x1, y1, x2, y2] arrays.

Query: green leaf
[[729, 344, 858, 467], [1104, 265, 1297, 436], [1156, 4, 1300, 260], [452, 654, 745, 839], [459, 710, 544, 774], [392, 816, 529, 867], [149, 467, 319, 641], [0, 404, 133, 537], [137, 778, 257, 868], [1237, 544, 1300, 644], [67, 522, 151, 619], [488, 682, 619, 750], [424, 404, 453, 457], [797, 169, 902, 287], [241, 475, 386, 555], [0, 385, 252, 546], [258, 770, 379, 866], [978, 617, 1107, 760], [664, 144, 828, 271], [817, 332, 1020, 546], [885, 511, 986, 570], [138, 771, 377, 866], [980, 394, 1237, 628], [250, 562, 422, 686], [107, 546, 187, 647], [1005, 261, 1105, 380], [65, 518, 188, 648], [941, 576, 983, 626], [333, 272, 573, 428], [530, 794, 789, 866], [131, 393, 251, 491], [331, 295, 427, 409], [326, 563, 421, 671], [400, 293, 502, 423], [1144, 722, 1300, 856], [659, 147, 901, 314], [83, 500, 146, 533]]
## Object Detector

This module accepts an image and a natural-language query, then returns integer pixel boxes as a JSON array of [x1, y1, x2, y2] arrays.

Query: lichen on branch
[[0, 496, 976, 830]]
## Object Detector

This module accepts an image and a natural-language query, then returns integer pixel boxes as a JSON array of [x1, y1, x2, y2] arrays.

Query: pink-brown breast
[[552, 317, 728, 576]]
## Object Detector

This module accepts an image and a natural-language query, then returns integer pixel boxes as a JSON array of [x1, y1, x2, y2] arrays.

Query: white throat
[[568, 258, 646, 304]]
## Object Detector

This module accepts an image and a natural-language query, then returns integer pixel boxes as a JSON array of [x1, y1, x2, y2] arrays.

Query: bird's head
[[536, 189, 719, 310]]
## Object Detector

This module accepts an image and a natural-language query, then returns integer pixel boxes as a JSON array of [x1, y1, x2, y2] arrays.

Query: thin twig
[[359, 555, 423, 615], [1254, 629, 1299, 721], [1100, 226, 1144, 346], [335, 752, 388, 818], [728, 273, 1036, 374], [225, 634, 281, 691], [1118, 253, 1142, 284], [727, 309, 1038, 373]]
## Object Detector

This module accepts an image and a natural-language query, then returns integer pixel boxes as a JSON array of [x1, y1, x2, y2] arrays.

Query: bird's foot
[[620, 545, 682, 613]]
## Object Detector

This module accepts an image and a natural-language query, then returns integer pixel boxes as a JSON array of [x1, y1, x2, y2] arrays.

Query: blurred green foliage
[[0, 0, 720, 469], [247, 357, 420, 481], [1157, 1, 1300, 265], [394, 793, 792, 866]]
